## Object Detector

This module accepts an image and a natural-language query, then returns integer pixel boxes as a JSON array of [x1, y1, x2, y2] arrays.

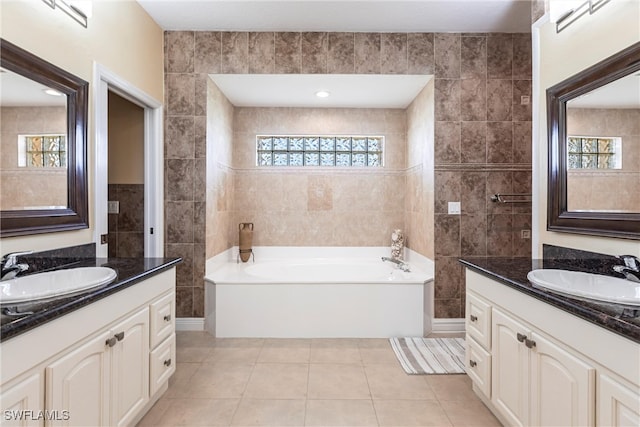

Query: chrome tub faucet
[[382, 256, 411, 272], [612, 255, 640, 283], [1, 251, 33, 281]]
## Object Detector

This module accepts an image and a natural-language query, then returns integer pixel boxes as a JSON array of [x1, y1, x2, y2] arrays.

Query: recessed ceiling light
[[44, 88, 63, 97], [315, 90, 330, 98]]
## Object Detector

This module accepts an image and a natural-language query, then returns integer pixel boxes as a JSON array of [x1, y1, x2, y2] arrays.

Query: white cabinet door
[[598, 374, 640, 427], [0, 372, 43, 427], [45, 331, 112, 427], [491, 308, 529, 427], [530, 332, 595, 427], [110, 308, 150, 427]]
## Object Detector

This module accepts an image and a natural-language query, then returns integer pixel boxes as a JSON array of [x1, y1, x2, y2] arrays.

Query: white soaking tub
[[204, 247, 434, 338]]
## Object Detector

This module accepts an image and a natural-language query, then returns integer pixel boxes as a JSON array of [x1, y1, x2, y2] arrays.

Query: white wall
[[0, 0, 163, 253], [533, 0, 640, 257]]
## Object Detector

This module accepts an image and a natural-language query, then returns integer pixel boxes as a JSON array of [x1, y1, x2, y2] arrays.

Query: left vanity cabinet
[[0, 268, 176, 427]]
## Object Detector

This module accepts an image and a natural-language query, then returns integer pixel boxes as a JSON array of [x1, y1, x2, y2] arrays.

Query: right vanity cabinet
[[465, 269, 639, 427]]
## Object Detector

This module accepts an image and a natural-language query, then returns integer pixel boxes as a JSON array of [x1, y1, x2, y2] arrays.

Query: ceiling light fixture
[[555, 0, 610, 33], [44, 88, 64, 97], [41, 0, 90, 28], [315, 90, 330, 98]]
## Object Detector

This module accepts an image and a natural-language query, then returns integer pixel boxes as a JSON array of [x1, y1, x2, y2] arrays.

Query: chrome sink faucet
[[612, 255, 640, 283], [1, 251, 33, 281], [382, 256, 411, 272]]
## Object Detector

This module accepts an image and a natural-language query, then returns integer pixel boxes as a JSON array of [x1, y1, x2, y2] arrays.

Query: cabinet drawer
[[466, 334, 491, 398], [150, 292, 175, 349], [466, 292, 491, 349], [149, 334, 176, 397]]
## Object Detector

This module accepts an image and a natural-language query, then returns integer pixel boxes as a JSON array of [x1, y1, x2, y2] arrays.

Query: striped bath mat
[[390, 337, 466, 375]]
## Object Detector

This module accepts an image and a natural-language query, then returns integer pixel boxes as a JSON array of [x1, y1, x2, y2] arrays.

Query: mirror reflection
[[0, 68, 68, 210], [566, 72, 640, 213]]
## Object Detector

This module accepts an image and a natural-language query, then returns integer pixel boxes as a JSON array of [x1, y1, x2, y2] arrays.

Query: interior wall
[[406, 81, 435, 260], [205, 80, 234, 260], [107, 92, 145, 185], [0, 0, 163, 253], [164, 31, 532, 318], [566, 108, 640, 212], [534, 0, 640, 257], [432, 33, 532, 317], [107, 92, 145, 258], [232, 107, 406, 247], [0, 106, 67, 210]]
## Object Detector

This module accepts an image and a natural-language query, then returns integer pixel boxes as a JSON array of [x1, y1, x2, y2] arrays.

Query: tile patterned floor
[[137, 332, 501, 427]]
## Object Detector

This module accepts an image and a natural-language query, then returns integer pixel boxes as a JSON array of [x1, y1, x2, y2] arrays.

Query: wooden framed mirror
[[0, 39, 89, 237], [546, 41, 640, 239]]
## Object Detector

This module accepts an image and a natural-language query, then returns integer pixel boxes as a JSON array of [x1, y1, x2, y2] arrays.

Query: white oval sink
[[527, 269, 640, 306], [0, 267, 117, 305]]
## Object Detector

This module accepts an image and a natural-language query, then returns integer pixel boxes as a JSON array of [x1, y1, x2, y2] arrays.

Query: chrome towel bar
[[490, 193, 532, 204]]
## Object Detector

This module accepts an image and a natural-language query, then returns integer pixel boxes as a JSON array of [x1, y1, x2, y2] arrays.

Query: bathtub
[[204, 247, 434, 338]]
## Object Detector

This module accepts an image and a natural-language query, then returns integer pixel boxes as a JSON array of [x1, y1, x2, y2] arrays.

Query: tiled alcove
[[164, 31, 532, 318]]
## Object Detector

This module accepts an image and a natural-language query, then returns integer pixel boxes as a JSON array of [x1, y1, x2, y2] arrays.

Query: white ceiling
[[137, 0, 532, 33], [0, 69, 66, 107], [210, 74, 432, 108], [568, 73, 640, 109]]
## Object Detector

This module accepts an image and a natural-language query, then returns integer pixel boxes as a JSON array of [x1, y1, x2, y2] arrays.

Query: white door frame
[[93, 63, 164, 258]]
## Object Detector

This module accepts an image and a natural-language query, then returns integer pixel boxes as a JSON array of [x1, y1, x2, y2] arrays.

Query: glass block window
[[18, 135, 67, 168], [256, 135, 383, 167], [567, 136, 622, 169]]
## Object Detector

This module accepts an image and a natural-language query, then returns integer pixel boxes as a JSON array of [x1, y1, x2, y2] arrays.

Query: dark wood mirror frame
[[546, 41, 640, 240], [0, 39, 89, 237]]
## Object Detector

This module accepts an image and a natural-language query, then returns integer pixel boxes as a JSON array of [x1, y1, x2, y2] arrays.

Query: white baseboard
[[431, 318, 465, 334], [176, 317, 461, 334], [175, 317, 205, 331]]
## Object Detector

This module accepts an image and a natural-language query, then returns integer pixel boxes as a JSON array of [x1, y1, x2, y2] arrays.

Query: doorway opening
[[94, 63, 163, 258], [107, 92, 145, 257]]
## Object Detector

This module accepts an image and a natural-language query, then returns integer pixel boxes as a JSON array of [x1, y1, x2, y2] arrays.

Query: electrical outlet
[[448, 202, 461, 215], [521, 229, 531, 239], [520, 95, 531, 105], [108, 200, 120, 214]]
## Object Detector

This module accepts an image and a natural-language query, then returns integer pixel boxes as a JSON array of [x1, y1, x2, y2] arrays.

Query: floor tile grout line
[[304, 357, 311, 426], [361, 351, 381, 427], [228, 357, 259, 425]]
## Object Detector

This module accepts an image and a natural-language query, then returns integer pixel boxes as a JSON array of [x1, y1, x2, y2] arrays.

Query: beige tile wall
[[164, 31, 532, 319], [405, 82, 435, 259], [232, 107, 407, 247], [567, 108, 640, 212], [0, 106, 67, 210]]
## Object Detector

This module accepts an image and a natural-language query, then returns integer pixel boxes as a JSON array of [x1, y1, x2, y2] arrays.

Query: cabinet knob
[[469, 315, 478, 322], [469, 360, 477, 368], [163, 314, 171, 322], [106, 337, 117, 348], [516, 333, 527, 343], [525, 338, 537, 349], [114, 331, 125, 341], [164, 358, 172, 367]]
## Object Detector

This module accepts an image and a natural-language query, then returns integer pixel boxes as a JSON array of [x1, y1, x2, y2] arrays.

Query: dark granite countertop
[[459, 257, 640, 344], [0, 257, 181, 343]]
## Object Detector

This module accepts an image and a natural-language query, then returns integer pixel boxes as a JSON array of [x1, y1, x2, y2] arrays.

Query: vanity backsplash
[[14, 243, 96, 275], [542, 244, 627, 277]]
